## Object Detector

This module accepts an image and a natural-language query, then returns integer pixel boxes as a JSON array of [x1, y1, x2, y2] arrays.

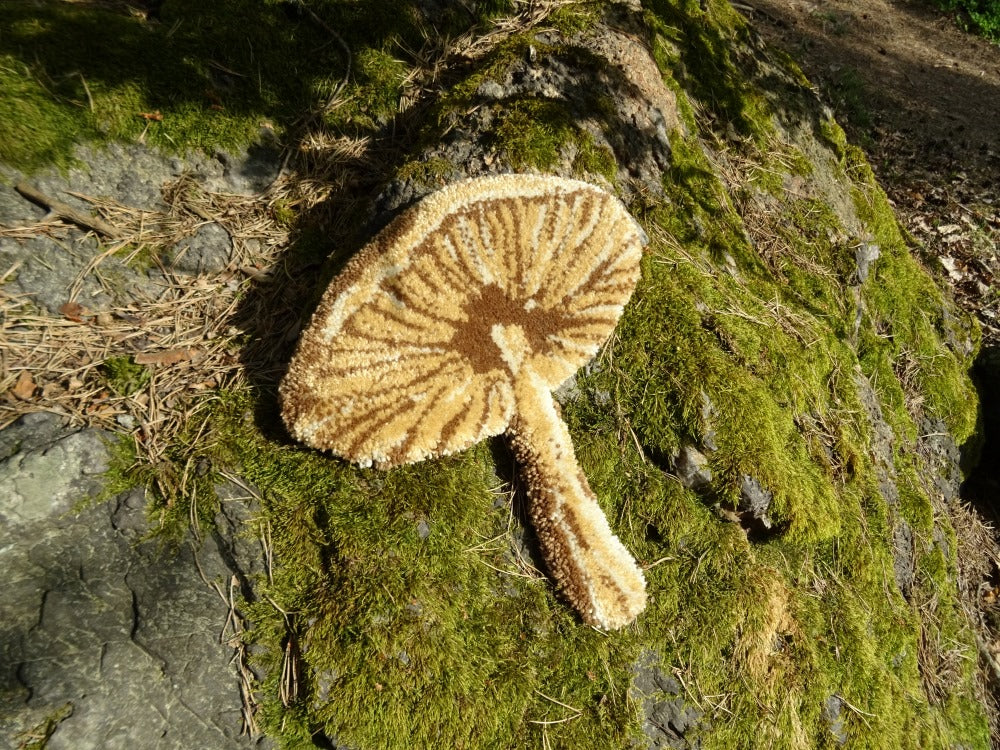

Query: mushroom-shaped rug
[[280, 174, 647, 629]]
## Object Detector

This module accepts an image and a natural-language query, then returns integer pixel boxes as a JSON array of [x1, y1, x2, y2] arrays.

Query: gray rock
[[0, 231, 121, 314], [853, 371, 895, 470], [0, 411, 71, 459], [554, 358, 607, 405], [214, 480, 269, 585], [18, 141, 278, 214], [648, 699, 702, 747], [854, 366, 968, 604], [476, 80, 506, 100], [822, 695, 848, 745], [933, 525, 951, 566], [632, 651, 703, 749], [203, 139, 282, 195], [0, 156, 165, 313], [738, 475, 773, 530], [698, 391, 718, 452], [0, 416, 267, 750], [852, 370, 930, 602], [0, 181, 46, 224], [31, 142, 174, 213], [853, 369, 903, 523], [892, 519, 914, 599], [633, 660, 682, 697], [674, 445, 712, 490], [0, 140, 279, 314], [0, 419, 110, 525], [170, 222, 233, 275], [917, 417, 964, 504], [854, 242, 880, 283]]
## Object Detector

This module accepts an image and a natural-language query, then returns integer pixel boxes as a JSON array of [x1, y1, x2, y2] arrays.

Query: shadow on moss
[[0, 0, 514, 170]]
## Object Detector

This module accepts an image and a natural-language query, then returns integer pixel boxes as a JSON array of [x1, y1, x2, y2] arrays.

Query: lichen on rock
[[0, 414, 259, 749]]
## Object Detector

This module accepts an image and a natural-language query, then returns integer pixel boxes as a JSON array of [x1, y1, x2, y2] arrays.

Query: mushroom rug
[[280, 174, 647, 629]]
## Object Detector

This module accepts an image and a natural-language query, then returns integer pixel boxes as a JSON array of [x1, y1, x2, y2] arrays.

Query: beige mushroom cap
[[280, 174, 645, 469], [281, 173, 649, 629]]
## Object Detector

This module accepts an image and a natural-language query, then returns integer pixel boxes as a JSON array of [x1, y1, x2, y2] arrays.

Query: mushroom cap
[[280, 174, 645, 468]]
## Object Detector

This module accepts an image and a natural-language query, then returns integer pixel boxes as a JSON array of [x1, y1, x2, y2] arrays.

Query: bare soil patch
[[745, 0, 1000, 152]]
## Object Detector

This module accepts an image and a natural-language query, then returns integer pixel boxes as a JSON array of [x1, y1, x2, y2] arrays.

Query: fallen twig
[[14, 181, 122, 239]]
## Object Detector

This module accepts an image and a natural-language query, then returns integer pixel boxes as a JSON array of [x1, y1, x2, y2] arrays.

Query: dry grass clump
[[0, 174, 301, 465], [948, 499, 1000, 741]]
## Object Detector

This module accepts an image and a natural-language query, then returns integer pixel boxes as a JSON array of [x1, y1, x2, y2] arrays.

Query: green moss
[[819, 117, 850, 161], [109, 241, 161, 272], [573, 132, 618, 183], [394, 157, 455, 187], [271, 199, 297, 229], [0, 6, 227, 162], [0, 55, 92, 171], [18, 701, 74, 750], [209, 392, 650, 749], [487, 94, 619, 178], [435, 34, 533, 111], [185, 59, 986, 747], [0, 0, 517, 170], [492, 99, 576, 170], [88, 433, 141, 505], [547, 2, 604, 36], [607, 115, 981, 745], [0, 0, 328, 168], [100, 355, 152, 397], [324, 48, 410, 134], [188, 117, 985, 745], [845, 145, 979, 442], [431, 38, 629, 179], [656, 134, 759, 268], [640, 0, 774, 143], [461, 44, 622, 176]]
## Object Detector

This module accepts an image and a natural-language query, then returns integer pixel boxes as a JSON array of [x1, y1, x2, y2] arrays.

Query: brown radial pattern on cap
[[280, 174, 648, 629]]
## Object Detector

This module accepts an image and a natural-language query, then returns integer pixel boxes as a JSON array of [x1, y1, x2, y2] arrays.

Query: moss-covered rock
[[0, 0, 990, 748]]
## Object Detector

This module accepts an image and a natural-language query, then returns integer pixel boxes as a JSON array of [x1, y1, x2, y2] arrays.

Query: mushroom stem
[[508, 372, 647, 630]]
